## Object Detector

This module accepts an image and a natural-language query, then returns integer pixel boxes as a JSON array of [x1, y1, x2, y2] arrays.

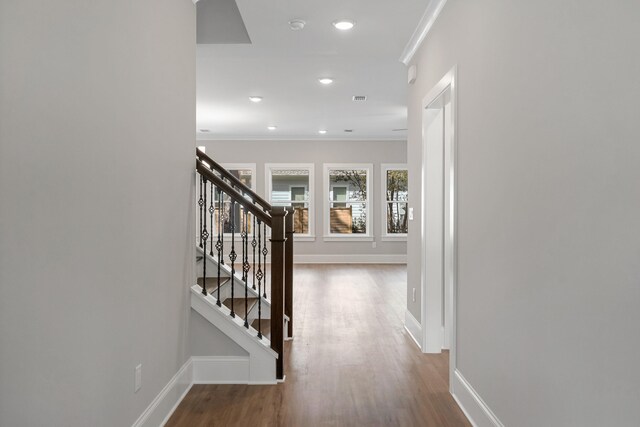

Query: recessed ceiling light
[[199, 129, 211, 133], [289, 19, 306, 30], [352, 95, 367, 101], [344, 129, 353, 133], [318, 130, 328, 134], [267, 126, 277, 131], [318, 78, 334, 85], [332, 20, 355, 31], [249, 96, 263, 103]]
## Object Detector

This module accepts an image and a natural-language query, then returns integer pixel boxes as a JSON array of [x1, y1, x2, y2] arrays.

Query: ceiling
[[196, 0, 429, 140]]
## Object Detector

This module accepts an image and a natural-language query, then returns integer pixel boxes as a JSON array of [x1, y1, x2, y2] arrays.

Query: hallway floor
[[167, 264, 470, 426]]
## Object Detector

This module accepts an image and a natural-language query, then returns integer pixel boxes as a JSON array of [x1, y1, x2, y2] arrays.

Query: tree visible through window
[[385, 168, 408, 234], [328, 168, 369, 234]]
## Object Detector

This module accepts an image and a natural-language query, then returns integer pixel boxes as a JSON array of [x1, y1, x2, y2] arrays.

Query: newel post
[[269, 207, 287, 380], [284, 207, 295, 339]]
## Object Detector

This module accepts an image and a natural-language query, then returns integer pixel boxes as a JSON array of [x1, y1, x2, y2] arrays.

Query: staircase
[[192, 149, 294, 383]]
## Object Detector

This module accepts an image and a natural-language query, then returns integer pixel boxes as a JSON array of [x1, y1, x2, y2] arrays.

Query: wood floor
[[167, 264, 470, 427]]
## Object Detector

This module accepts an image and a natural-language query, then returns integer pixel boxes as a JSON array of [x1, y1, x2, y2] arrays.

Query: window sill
[[381, 235, 408, 242], [323, 235, 374, 242]]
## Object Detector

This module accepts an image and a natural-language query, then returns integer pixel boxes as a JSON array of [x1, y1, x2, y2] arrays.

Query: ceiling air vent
[[344, 129, 354, 133], [352, 95, 367, 101]]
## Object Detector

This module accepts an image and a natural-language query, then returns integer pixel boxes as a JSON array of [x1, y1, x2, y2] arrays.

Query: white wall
[[200, 140, 407, 260], [407, 0, 640, 425], [0, 1, 196, 426]]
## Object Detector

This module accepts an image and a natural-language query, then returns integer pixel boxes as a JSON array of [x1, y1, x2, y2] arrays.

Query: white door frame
[[420, 66, 458, 386]]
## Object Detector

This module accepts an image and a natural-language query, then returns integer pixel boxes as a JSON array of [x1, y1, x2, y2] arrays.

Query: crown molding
[[399, 0, 449, 65]]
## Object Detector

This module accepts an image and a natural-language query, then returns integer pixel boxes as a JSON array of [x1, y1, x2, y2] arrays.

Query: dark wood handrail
[[196, 149, 272, 213], [196, 160, 272, 227]]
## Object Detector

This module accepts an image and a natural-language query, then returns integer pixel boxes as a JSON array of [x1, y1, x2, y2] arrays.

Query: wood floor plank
[[168, 264, 470, 427]]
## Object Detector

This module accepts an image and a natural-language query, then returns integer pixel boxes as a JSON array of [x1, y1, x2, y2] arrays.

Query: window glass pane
[[270, 168, 311, 235], [329, 169, 367, 202], [271, 169, 309, 204], [386, 170, 408, 201], [329, 202, 367, 234], [386, 202, 408, 234]]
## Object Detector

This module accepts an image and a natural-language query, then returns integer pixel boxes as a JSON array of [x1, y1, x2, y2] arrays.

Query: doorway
[[421, 67, 457, 386]]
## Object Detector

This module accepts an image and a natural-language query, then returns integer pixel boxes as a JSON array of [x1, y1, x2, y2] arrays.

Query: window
[[381, 164, 408, 240], [265, 164, 315, 240], [323, 164, 373, 241], [220, 163, 256, 235]]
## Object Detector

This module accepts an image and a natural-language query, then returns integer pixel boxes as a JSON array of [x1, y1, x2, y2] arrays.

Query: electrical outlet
[[409, 207, 414, 221], [372, 241, 377, 249], [412, 288, 416, 302], [135, 364, 142, 393]]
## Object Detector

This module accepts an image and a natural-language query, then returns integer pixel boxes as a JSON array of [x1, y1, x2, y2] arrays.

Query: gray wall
[[407, 0, 640, 425], [0, 1, 196, 426], [200, 140, 408, 258], [189, 311, 246, 356]]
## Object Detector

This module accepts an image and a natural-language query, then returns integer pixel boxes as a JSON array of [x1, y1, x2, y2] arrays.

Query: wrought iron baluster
[[201, 178, 209, 296], [263, 222, 268, 299], [220, 179, 225, 265], [256, 219, 263, 339], [229, 200, 236, 318], [251, 216, 257, 290], [209, 182, 214, 257], [242, 207, 249, 328], [198, 176, 204, 248], [216, 187, 223, 306]]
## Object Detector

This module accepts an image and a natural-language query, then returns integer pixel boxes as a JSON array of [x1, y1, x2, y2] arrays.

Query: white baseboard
[[192, 356, 250, 384], [404, 310, 422, 350], [294, 254, 407, 264], [132, 358, 193, 427], [133, 354, 279, 427], [451, 370, 503, 427]]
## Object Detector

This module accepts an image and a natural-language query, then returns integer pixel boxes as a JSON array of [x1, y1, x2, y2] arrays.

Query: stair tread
[[223, 297, 259, 319], [197, 276, 230, 293], [251, 319, 271, 340]]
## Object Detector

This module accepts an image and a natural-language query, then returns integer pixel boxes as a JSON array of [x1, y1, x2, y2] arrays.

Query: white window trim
[[381, 163, 408, 241], [265, 163, 315, 241], [323, 163, 373, 241]]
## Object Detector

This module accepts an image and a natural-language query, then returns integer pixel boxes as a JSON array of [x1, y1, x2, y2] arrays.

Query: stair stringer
[[190, 285, 277, 384]]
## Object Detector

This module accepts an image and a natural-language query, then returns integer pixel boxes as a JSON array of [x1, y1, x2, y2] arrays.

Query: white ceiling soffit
[[196, 0, 429, 140], [399, 0, 449, 65], [197, 0, 251, 44]]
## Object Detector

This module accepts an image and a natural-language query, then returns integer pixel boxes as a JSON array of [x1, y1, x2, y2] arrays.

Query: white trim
[[131, 353, 286, 427], [197, 136, 406, 142], [403, 310, 422, 350], [381, 163, 409, 239], [323, 163, 373, 239], [191, 356, 251, 384], [265, 163, 315, 239], [293, 254, 406, 264], [419, 67, 458, 407], [451, 370, 504, 427], [132, 359, 193, 427], [399, 0, 449, 65]]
